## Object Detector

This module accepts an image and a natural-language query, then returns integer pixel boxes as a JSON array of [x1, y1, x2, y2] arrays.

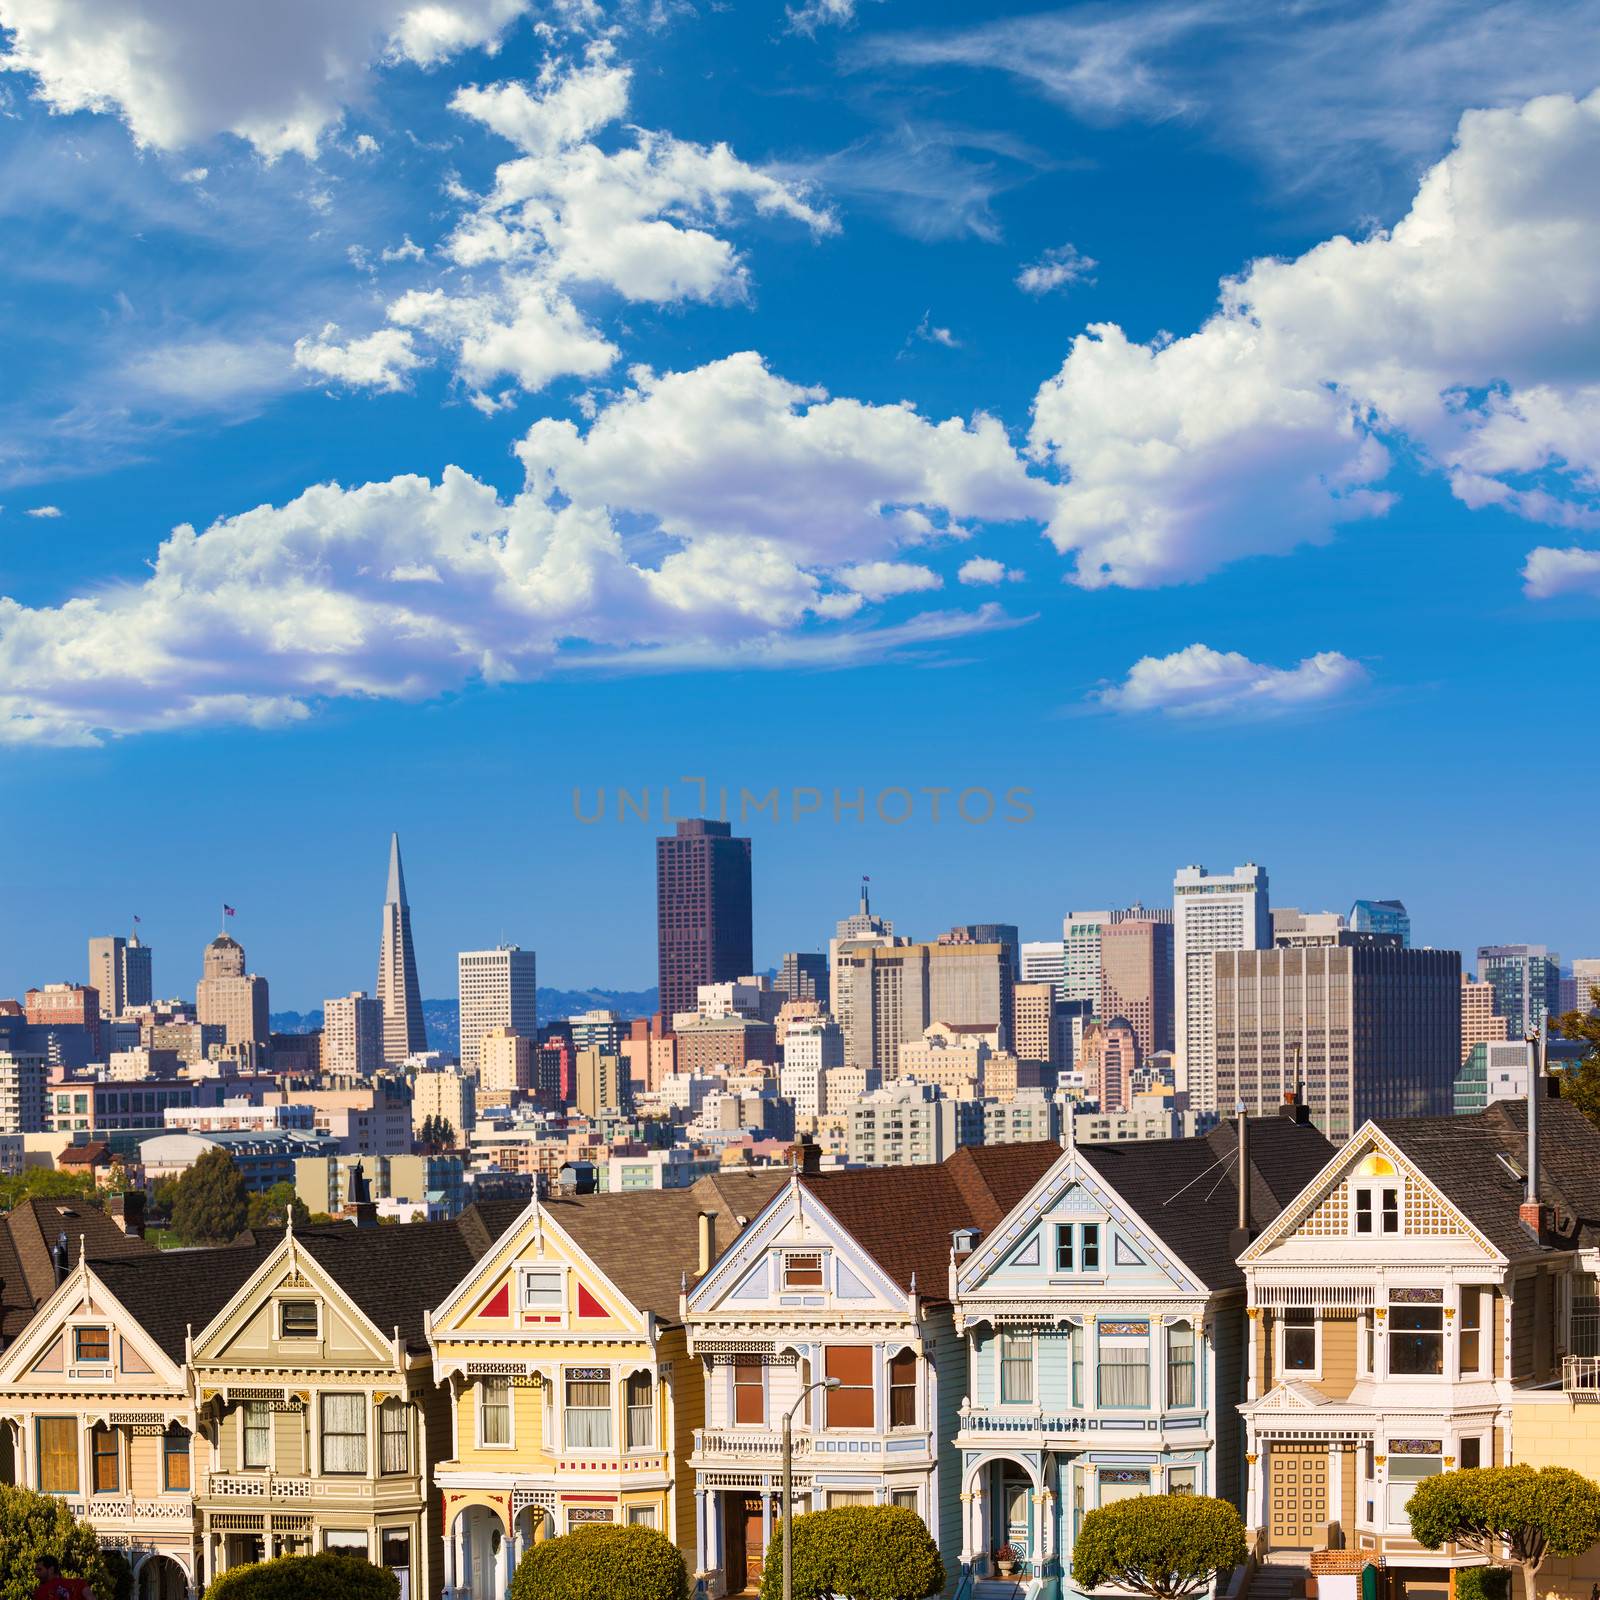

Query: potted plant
[[994, 1544, 1018, 1578]]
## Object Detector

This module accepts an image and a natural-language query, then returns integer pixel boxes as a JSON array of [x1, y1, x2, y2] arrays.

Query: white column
[[1246, 1440, 1264, 1532], [498, 1523, 514, 1600], [442, 1519, 457, 1600]]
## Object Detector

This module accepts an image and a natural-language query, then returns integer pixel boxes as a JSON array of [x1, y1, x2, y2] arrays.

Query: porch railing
[[693, 1428, 812, 1460], [1563, 1354, 1600, 1399], [958, 1411, 1083, 1436]]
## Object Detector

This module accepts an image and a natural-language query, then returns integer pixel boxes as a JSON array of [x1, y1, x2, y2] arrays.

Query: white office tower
[[458, 946, 538, 1073], [1173, 862, 1269, 1110], [1062, 911, 1112, 1005], [780, 1016, 845, 1122], [1021, 940, 1068, 1001]]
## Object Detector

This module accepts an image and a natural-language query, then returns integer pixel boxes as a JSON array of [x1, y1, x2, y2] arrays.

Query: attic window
[[280, 1301, 318, 1339], [783, 1253, 824, 1289]]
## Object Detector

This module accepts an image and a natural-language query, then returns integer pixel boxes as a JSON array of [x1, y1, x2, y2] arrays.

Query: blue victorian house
[[950, 1108, 1332, 1596]]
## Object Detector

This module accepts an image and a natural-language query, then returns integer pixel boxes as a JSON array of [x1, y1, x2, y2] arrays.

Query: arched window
[[1353, 1153, 1401, 1235]]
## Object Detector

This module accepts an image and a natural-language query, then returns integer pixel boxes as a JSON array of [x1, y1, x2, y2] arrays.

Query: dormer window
[[280, 1300, 319, 1339], [782, 1253, 824, 1289], [75, 1327, 110, 1362], [521, 1267, 564, 1312], [1353, 1154, 1401, 1235]]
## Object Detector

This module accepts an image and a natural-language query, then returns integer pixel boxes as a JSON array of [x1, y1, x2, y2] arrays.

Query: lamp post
[[782, 1377, 840, 1600]]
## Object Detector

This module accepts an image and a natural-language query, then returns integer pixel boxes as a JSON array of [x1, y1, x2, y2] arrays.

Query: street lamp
[[782, 1377, 840, 1600]]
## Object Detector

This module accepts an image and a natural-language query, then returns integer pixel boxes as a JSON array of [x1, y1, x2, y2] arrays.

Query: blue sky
[[0, 0, 1595, 1008]]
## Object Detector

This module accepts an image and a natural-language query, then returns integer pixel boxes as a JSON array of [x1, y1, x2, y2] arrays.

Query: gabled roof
[[94, 1200, 525, 1359], [0, 1197, 153, 1346], [795, 1141, 1062, 1304], [1075, 1115, 1335, 1290], [1375, 1096, 1600, 1259], [538, 1169, 789, 1322]]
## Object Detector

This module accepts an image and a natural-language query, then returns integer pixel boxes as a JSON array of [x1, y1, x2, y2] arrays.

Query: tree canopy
[[0, 1167, 98, 1211], [169, 1146, 248, 1244], [759, 1505, 944, 1600], [206, 1554, 398, 1600], [0, 1484, 115, 1600], [246, 1181, 309, 1230], [1409, 1465, 1600, 1600], [511, 1524, 687, 1600], [1555, 989, 1600, 1130], [1071, 1494, 1247, 1600]]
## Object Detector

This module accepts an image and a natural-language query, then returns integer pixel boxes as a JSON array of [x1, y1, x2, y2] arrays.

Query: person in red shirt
[[32, 1557, 94, 1600]]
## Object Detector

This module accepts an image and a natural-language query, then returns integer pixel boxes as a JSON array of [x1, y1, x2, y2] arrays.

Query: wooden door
[[1268, 1443, 1328, 1548], [742, 1496, 766, 1590]]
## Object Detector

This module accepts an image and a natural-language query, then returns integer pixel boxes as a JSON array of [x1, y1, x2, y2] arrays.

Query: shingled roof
[[1375, 1094, 1600, 1260], [0, 1196, 153, 1347], [796, 1141, 1063, 1304], [1076, 1114, 1335, 1290], [541, 1167, 790, 1322]]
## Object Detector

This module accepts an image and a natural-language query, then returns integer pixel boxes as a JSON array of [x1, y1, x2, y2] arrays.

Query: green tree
[[759, 1505, 944, 1600], [512, 1524, 687, 1600], [169, 1147, 248, 1244], [1555, 987, 1600, 1130], [0, 1483, 115, 1600], [1409, 1465, 1600, 1600], [205, 1554, 398, 1600], [246, 1181, 310, 1230], [1071, 1494, 1247, 1600], [0, 1168, 98, 1211]]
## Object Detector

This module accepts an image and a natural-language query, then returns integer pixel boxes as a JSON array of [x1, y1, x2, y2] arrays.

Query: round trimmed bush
[[0, 1483, 115, 1600], [759, 1504, 945, 1600], [510, 1524, 688, 1600], [204, 1553, 399, 1600]]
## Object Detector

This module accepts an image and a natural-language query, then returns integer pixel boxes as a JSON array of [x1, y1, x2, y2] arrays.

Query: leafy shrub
[[510, 1524, 687, 1600], [1454, 1567, 1512, 1600], [1071, 1494, 1247, 1600], [0, 1484, 115, 1600], [205, 1554, 398, 1600], [759, 1505, 945, 1600]]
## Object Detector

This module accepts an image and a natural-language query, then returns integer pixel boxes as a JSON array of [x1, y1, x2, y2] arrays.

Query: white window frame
[[1352, 1182, 1401, 1237], [477, 1378, 514, 1451], [1277, 1309, 1321, 1382], [276, 1296, 322, 1341], [781, 1251, 827, 1293], [562, 1366, 614, 1453], [1165, 1320, 1199, 1409], [519, 1266, 566, 1326], [997, 1330, 1036, 1409], [241, 1400, 273, 1472], [624, 1370, 655, 1451], [1458, 1287, 1489, 1377], [626, 1505, 658, 1528], [1165, 1463, 1199, 1495], [730, 1357, 768, 1429]]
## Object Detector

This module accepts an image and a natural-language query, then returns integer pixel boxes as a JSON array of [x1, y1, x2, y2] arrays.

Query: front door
[[1268, 1443, 1328, 1549], [1002, 1472, 1033, 1564], [725, 1494, 765, 1593], [742, 1496, 766, 1591]]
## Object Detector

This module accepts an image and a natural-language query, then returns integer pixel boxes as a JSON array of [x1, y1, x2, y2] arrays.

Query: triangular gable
[[958, 1149, 1206, 1299], [190, 1232, 396, 1367], [0, 1258, 186, 1391], [686, 1178, 910, 1318], [426, 1198, 649, 1346], [1239, 1122, 1502, 1264]]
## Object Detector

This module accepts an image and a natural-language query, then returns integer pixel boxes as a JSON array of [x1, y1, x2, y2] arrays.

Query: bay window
[[480, 1380, 511, 1447], [824, 1346, 874, 1429], [999, 1333, 1034, 1406], [1386, 1449, 1442, 1524], [1459, 1288, 1486, 1375], [320, 1393, 368, 1475], [1166, 1322, 1196, 1406], [1389, 1305, 1444, 1376], [380, 1399, 409, 1473], [1097, 1325, 1151, 1408], [163, 1425, 191, 1492], [1283, 1310, 1317, 1373], [888, 1350, 918, 1427], [37, 1418, 76, 1494], [732, 1358, 765, 1425], [626, 1371, 654, 1448], [91, 1425, 119, 1494], [243, 1401, 271, 1469]]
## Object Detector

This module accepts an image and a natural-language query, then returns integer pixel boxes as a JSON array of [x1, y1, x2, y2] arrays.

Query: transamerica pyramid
[[376, 831, 427, 1064]]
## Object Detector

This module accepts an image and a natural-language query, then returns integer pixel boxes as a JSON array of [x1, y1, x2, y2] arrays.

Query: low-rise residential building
[[425, 1172, 787, 1600], [1238, 1092, 1600, 1585], [846, 1081, 983, 1167], [683, 1142, 1061, 1597], [138, 1130, 337, 1190]]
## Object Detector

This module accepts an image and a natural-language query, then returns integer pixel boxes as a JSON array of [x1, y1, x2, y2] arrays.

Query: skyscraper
[[1098, 916, 1176, 1059], [1020, 939, 1067, 1001], [377, 832, 427, 1065], [1214, 932, 1460, 1140], [1573, 958, 1600, 1015], [1173, 862, 1270, 1110], [195, 933, 269, 1048], [1476, 944, 1562, 1038], [1460, 974, 1508, 1064], [776, 952, 829, 1009], [945, 923, 1021, 981], [1350, 899, 1411, 946], [655, 818, 752, 1026], [829, 879, 896, 1039], [1062, 911, 1111, 1006], [457, 945, 538, 1072], [88, 933, 153, 1019], [323, 991, 383, 1077]]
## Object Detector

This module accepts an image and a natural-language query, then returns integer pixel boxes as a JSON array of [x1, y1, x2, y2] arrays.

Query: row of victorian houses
[[4, 1087, 1600, 1600]]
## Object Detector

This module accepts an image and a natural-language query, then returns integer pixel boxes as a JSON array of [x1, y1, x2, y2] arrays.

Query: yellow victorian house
[[426, 1171, 786, 1600]]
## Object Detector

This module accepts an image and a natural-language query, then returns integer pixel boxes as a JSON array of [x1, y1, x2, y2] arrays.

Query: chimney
[[1279, 1088, 1310, 1125], [1229, 1107, 1254, 1258], [1521, 1027, 1553, 1245], [53, 1230, 70, 1284], [109, 1191, 146, 1239], [697, 1210, 717, 1276], [788, 1135, 821, 1176]]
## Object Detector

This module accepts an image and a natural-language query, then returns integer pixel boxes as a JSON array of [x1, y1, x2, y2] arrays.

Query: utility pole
[[782, 1378, 839, 1600]]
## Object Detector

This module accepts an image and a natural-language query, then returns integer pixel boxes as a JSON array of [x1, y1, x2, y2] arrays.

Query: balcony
[[956, 1409, 1086, 1441], [63, 1499, 194, 1523], [1562, 1355, 1600, 1400], [204, 1474, 377, 1501], [693, 1428, 810, 1461]]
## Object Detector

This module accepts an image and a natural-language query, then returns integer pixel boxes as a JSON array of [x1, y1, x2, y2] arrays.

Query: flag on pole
[[223, 904, 237, 917], [132, 914, 141, 924]]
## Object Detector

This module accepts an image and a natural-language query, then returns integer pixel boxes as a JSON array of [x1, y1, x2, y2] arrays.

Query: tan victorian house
[[187, 1210, 519, 1600], [1238, 1092, 1600, 1593]]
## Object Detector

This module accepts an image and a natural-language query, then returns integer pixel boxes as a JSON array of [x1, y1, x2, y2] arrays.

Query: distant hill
[[269, 986, 659, 1053]]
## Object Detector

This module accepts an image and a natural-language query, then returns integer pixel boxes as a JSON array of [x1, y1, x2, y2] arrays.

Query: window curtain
[[626, 1373, 654, 1448], [1098, 1342, 1150, 1407], [565, 1375, 612, 1449], [381, 1400, 409, 1473], [1167, 1324, 1196, 1406], [481, 1381, 511, 1446], [321, 1394, 368, 1474], [38, 1418, 78, 1494]]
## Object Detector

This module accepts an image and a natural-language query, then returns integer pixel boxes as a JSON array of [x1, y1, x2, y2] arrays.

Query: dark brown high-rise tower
[[656, 819, 753, 1026]]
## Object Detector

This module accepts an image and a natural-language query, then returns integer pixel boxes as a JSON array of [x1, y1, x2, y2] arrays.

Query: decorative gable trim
[[1238, 1122, 1503, 1264]]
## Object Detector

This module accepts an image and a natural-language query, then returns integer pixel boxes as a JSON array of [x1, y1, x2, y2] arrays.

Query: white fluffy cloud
[[1522, 545, 1600, 599], [0, 0, 535, 158], [957, 556, 1023, 585], [1095, 644, 1368, 718], [304, 48, 832, 408], [294, 324, 424, 394], [26, 505, 62, 518], [1016, 243, 1095, 296], [0, 352, 1051, 745], [1030, 89, 1600, 588]]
